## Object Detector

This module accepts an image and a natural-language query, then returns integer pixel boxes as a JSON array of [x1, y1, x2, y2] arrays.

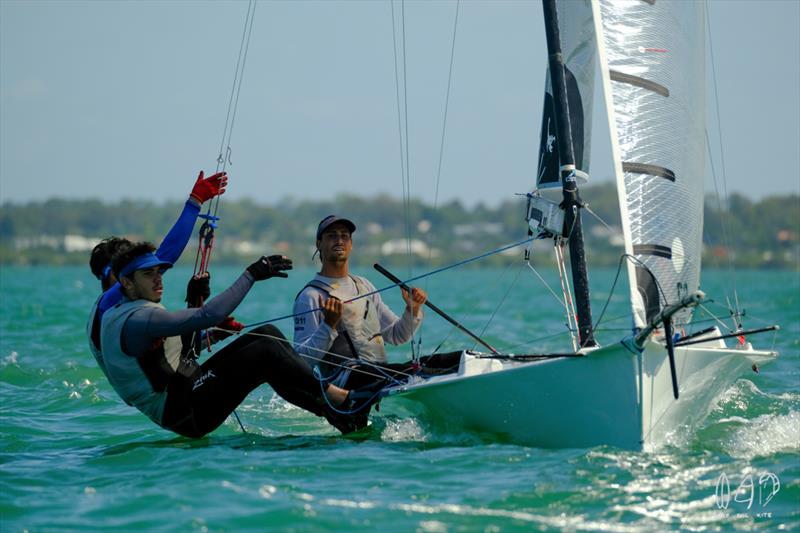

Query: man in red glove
[[88, 170, 227, 380]]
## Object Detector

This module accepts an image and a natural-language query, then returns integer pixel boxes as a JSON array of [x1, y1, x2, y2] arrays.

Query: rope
[[241, 236, 534, 331], [214, 326, 418, 382], [554, 241, 579, 351], [495, 330, 575, 354], [592, 254, 627, 332]]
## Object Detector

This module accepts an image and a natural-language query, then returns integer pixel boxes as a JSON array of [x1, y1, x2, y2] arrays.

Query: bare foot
[[325, 384, 349, 406]]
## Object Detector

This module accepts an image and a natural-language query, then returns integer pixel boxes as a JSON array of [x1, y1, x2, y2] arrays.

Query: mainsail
[[593, 0, 706, 328], [536, 0, 597, 189], [376, 0, 777, 451]]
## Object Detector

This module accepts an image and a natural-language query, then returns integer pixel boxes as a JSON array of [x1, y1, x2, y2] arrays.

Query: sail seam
[[622, 162, 676, 182], [609, 70, 669, 97]]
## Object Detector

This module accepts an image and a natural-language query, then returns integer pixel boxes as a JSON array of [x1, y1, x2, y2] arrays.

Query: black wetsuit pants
[[162, 325, 326, 438]]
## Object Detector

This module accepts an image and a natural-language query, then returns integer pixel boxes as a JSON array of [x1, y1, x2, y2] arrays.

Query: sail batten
[[610, 70, 670, 97], [622, 162, 676, 182], [633, 244, 673, 259]]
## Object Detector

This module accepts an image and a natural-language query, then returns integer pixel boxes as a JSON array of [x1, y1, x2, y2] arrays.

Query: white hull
[[383, 329, 776, 450]]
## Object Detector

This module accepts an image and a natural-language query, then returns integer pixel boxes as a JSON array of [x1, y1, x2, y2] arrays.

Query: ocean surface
[[1, 265, 798, 532]]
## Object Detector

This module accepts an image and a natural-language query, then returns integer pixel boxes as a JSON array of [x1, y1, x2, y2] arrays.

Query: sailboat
[[375, 0, 778, 451]]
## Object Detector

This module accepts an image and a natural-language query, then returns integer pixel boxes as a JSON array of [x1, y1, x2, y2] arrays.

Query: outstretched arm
[[123, 271, 256, 356], [96, 171, 227, 316], [156, 171, 228, 264]]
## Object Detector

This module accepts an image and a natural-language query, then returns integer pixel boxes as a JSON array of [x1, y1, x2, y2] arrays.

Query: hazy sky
[[1, 0, 798, 208]]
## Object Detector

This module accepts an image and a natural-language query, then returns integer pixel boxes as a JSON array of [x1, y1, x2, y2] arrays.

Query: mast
[[542, 0, 596, 348]]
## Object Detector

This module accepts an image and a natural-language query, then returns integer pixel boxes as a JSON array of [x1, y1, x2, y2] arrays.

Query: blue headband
[[95, 263, 112, 282], [119, 253, 173, 279]]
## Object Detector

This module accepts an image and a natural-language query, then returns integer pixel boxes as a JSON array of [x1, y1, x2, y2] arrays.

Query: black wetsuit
[[163, 324, 325, 438], [101, 272, 327, 438]]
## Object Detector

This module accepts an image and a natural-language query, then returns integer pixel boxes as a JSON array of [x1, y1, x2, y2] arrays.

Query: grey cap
[[316, 215, 356, 240]]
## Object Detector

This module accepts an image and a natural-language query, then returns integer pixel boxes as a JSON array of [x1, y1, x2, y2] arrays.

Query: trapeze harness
[[86, 296, 108, 376], [299, 275, 388, 380], [100, 299, 198, 426]]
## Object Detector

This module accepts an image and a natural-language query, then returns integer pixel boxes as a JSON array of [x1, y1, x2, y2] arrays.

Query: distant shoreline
[[2, 185, 798, 270]]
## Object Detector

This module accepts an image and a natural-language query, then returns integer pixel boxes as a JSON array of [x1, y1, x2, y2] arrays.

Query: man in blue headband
[[87, 170, 227, 379], [99, 241, 361, 437]]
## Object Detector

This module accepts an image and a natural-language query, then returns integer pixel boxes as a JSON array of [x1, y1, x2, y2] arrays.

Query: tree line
[[1, 183, 797, 269]]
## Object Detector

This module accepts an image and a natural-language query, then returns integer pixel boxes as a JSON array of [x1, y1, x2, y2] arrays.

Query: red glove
[[213, 316, 244, 341], [190, 171, 228, 204]]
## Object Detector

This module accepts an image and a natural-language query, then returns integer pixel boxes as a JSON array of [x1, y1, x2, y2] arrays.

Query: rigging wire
[[215, 0, 257, 175], [389, 1, 416, 359], [390, 0, 419, 360], [241, 236, 534, 331], [425, 0, 460, 272], [192, 0, 258, 281], [525, 260, 567, 308], [392, 0, 414, 271], [705, 1, 742, 324], [476, 261, 525, 350], [390, 0, 408, 209], [419, 0, 461, 355], [194, 0, 258, 279], [427, 256, 519, 355]]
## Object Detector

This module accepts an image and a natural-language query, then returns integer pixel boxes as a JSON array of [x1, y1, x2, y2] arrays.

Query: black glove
[[186, 274, 211, 307], [247, 255, 292, 280]]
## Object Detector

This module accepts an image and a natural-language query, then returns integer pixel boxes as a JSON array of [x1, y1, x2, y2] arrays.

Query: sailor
[[292, 215, 427, 402], [87, 170, 228, 378], [99, 241, 358, 437]]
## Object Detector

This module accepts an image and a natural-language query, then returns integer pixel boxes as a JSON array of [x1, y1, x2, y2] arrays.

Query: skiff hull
[[382, 330, 776, 450]]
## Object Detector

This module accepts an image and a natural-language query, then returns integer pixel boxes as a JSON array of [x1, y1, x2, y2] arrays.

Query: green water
[[1, 266, 798, 531]]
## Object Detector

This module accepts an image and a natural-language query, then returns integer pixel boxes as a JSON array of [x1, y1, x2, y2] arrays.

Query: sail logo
[[714, 472, 780, 517]]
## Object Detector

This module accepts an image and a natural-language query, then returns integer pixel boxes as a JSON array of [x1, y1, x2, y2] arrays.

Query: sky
[[1, 0, 798, 208]]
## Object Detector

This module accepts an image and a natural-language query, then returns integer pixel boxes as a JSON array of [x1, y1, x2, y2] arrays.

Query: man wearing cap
[[99, 240, 357, 437], [292, 215, 427, 395]]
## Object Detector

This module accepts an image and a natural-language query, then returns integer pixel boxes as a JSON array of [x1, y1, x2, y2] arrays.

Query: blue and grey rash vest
[[100, 271, 254, 425]]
